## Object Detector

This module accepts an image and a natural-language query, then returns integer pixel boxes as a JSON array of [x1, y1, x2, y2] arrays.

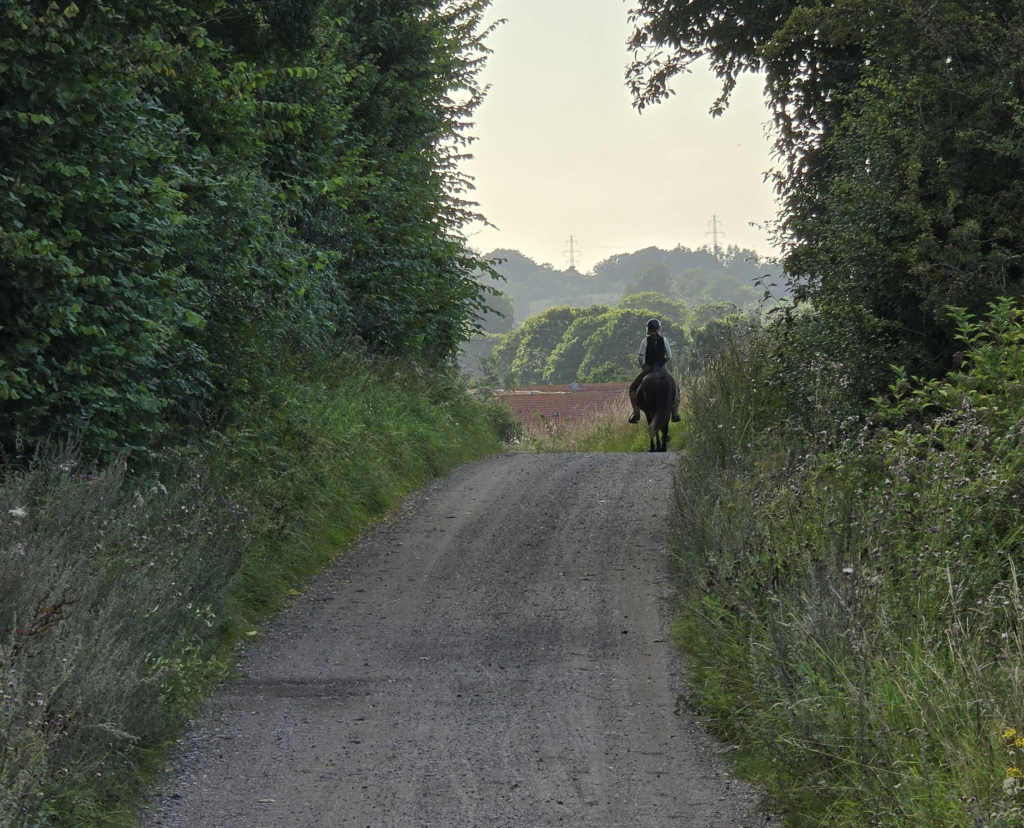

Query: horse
[[636, 369, 673, 452]]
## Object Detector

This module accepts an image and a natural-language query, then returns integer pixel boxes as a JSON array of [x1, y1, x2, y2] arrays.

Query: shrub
[[672, 299, 1024, 825]]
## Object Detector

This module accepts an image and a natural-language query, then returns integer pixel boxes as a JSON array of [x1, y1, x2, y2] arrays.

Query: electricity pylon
[[706, 216, 725, 258], [564, 235, 581, 270]]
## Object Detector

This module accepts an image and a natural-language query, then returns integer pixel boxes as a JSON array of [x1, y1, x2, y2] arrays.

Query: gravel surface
[[142, 452, 765, 827]]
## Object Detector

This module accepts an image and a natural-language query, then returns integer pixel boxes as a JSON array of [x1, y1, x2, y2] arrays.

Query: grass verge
[[508, 399, 683, 453], [0, 354, 509, 827], [670, 304, 1024, 826]]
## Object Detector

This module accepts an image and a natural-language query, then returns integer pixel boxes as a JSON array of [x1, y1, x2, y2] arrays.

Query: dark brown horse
[[636, 369, 673, 452]]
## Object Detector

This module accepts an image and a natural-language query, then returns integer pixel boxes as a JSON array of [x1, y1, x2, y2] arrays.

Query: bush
[[0, 0, 494, 458], [671, 300, 1024, 826]]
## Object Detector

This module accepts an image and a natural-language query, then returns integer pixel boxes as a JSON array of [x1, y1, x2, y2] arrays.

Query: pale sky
[[460, 0, 781, 273]]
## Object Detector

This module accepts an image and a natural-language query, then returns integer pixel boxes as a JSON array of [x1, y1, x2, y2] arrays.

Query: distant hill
[[481, 244, 783, 323]]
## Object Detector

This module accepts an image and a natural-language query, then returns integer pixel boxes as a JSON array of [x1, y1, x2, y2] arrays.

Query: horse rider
[[628, 318, 682, 424]]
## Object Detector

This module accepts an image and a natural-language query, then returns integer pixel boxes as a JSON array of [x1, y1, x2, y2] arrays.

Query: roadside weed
[[0, 358, 503, 826], [671, 302, 1024, 826], [509, 399, 682, 453]]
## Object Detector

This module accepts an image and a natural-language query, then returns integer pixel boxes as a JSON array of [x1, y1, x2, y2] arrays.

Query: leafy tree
[[592, 247, 672, 292], [676, 266, 760, 307], [484, 249, 608, 318], [579, 362, 628, 383], [460, 331, 503, 380], [490, 295, 694, 386], [487, 306, 590, 385], [0, 0, 212, 450], [706, 273, 758, 307], [541, 306, 614, 384], [0, 0, 496, 455], [487, 244, 779, 324], [675, 267, 710, 304], [618, 292, 689, 325], [689, 317, 742, 371], [577, 309, 690, 381], [688, 302, 739, 331], [628, 0, 1024, 375], [622, 261, 673, 298], [476, 290, 515, 334]]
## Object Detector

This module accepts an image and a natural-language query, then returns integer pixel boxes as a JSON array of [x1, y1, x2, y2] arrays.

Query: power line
[[706, 215, 725, 258], [563, 235, 581, 269]]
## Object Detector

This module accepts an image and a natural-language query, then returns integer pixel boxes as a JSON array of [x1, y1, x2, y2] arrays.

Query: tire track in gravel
[[142, 452, 764, 828]]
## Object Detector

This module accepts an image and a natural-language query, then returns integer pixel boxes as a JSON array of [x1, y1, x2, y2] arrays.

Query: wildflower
[[8, 507, 26, 519], [1009, 766, 1024, 779], [1005, 729, 1018, 740]]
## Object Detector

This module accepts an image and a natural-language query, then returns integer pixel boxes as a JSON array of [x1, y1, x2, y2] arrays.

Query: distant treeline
[[471, 292, 739, 387], [478, 244, 781, 324]]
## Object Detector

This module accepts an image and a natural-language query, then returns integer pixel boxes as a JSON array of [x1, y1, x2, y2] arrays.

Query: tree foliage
[[622, 261, 673, 298], [1, 0, 496, 455], [576, 308, 689, 381], [542, 306, 615, 384], [618, 291, 689, 325], [629, 0, 1024, 375], [486, 244, 775, 322], [475, 289, 515, 334], [488, 306, 588, 385], [487, 298, 695, 386]]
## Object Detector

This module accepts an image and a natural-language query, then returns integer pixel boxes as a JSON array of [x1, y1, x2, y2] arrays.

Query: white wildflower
[[8, 507, 26, 519]]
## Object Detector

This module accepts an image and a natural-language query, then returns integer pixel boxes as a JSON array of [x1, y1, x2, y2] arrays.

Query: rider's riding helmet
[[647, 318, 662, 332]]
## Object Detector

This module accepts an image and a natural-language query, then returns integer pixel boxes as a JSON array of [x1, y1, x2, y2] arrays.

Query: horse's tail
[[642, 371, 674, 450], [647, 383, 671, 435]]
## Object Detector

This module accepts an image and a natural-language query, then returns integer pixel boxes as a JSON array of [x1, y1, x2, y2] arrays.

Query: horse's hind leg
[[655, 423, 669, 452]]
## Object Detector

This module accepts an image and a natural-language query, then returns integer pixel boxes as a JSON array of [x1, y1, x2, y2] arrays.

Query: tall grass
[[508, 398, 682, 453], [672, 303, 1024, 826], [0, 355, 506, 827]]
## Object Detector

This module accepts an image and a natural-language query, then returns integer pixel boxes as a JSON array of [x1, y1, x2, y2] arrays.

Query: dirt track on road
[[143, 452, 763, 828]]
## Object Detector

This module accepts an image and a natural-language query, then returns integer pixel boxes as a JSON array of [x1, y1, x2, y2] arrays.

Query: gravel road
[[142, 452, 764, 828]]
